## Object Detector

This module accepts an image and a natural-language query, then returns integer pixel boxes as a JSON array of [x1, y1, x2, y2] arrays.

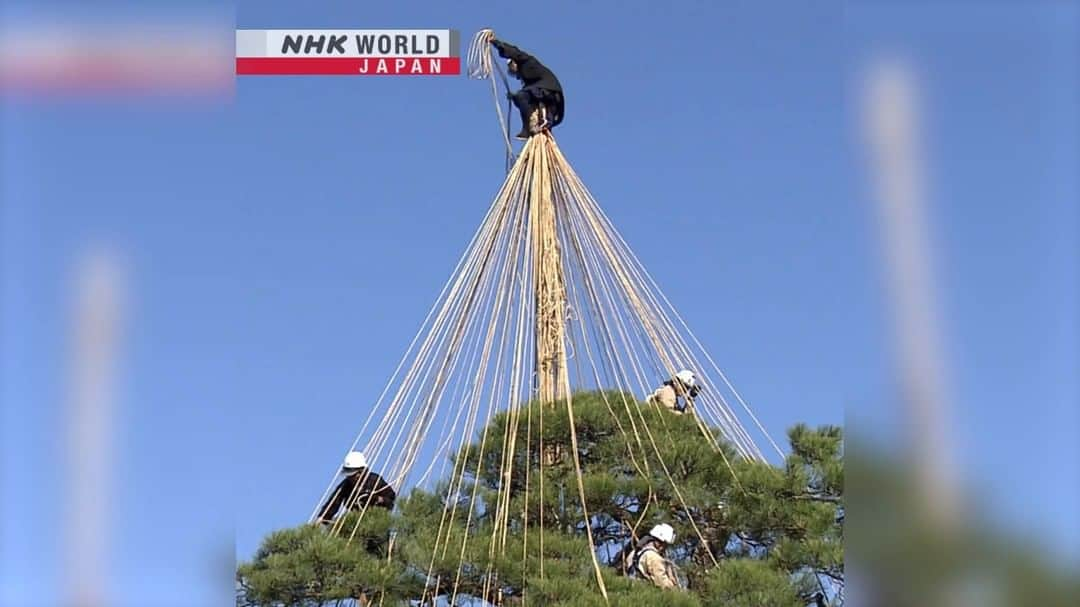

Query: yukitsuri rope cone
[[310, 31, 784, 604]]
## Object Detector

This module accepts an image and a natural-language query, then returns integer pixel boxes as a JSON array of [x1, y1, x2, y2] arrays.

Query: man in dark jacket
[[316, 451, 396, 525], [490, 37, 565, 140]]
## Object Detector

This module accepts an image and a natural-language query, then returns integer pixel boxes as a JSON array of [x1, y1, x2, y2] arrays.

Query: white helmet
[[674, 369, 696, 388], [342, 451, 367, 470], [649, 523, 675, 544]]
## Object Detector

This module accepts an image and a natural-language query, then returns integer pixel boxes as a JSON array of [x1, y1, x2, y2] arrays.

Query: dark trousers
[[510, 85, 553, 129]]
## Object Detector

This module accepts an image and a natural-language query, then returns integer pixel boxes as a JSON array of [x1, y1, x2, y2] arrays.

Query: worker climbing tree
[[238, 397, 845, 606], [237, 29, 844, 607]]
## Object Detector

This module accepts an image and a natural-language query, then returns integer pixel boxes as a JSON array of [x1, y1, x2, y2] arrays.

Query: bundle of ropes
[[467, 29, 515, 161], [310, 29, 783, 603]]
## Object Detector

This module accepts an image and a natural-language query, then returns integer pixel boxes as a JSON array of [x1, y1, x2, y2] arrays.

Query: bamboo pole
[[530, 136, 569, 405]]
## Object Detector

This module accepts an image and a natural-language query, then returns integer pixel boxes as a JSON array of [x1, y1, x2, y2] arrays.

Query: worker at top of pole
[[490, 36, 565, 140]]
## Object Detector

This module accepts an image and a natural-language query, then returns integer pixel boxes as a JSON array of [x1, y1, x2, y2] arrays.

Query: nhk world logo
[[236, 29, 460, 75]]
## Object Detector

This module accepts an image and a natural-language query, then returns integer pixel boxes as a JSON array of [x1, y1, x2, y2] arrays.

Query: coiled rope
[[467, 28, 515, 169]]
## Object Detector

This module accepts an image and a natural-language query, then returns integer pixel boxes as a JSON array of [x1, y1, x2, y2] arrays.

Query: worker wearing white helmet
[[626, 523, 680, 589], [646, 369, 701, 415], [315, 450, 397, 526]]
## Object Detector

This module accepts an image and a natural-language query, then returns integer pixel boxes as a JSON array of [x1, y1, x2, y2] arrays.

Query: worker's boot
[[514, 104, 533, 140], [515, 105, 550, 140]]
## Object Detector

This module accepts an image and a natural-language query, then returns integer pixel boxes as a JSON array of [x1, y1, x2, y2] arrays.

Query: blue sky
[[2, 1, 1076, 605]]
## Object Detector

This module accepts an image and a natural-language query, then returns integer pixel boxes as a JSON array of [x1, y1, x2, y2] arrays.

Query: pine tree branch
[[791, 493, 842, 504]]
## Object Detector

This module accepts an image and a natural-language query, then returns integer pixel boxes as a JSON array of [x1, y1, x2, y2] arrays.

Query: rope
[[468, 28, 515, 165], [311, 66, 785, 600]]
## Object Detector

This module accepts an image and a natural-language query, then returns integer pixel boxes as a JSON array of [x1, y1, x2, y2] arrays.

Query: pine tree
[[237, 391, 845, 606]]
